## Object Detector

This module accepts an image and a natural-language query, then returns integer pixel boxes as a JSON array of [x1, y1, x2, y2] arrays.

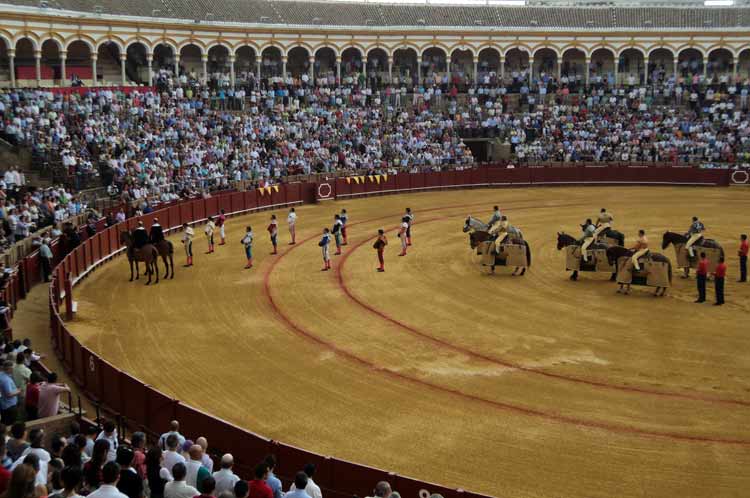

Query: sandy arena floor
[[67, 187, 750, 498]]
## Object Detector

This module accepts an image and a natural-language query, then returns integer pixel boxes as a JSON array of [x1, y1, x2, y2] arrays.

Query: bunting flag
[[346, 177, 352, 184], [383, 174, 388, 183], [272, 185, 280, 193], [265, 186, 273, 196], [353, 177, 360, 185], [359, 176, 366, 184], [367, 175, 374, 183], [257, 187, 265, 195], [374, 175, 381, 184]]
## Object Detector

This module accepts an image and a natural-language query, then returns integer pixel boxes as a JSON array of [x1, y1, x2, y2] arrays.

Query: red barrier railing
[[30, 167, 731, 498]]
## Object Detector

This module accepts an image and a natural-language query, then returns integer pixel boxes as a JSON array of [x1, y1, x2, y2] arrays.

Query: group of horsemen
[[130, 219, 166, 254], [486, 206, 707, 271]]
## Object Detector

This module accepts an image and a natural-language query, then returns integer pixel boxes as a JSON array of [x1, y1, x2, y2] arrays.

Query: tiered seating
[[5, 0, 750, 28]]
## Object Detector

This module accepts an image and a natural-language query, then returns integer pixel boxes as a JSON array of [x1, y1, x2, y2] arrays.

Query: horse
[[152, 239, 176, 279], [596, 227, 625, 247], [606, 245, 672, 296], [120, 231, 160, 285], [464, 216, 531, 275], [556, 232, 617, 281], [661, 231, 724, 278]]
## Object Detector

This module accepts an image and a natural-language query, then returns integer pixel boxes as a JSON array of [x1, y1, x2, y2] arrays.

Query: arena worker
[[404, 208, 414, 246], [339, 209, 349, 245], [332, 215, 344, 256], [374, 229, 388, 272], [695, 252, 708, 303], [267, 215, 279, 255], [217, 210, 227, 246], [241, 227, 254, 269], [287, 208, 297, 245], [738, 234, 748, 283], [319, 228, 332, 271], [713, 257, 727, 306], [205, 217, 216, 254], [181, 224, 194, 267], [398, 217, 409, 257]]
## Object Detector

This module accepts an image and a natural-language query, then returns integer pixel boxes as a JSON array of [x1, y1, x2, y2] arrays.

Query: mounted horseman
[[149, 217, 176, 279], [556, 217, 619, 281], [607, 229, 672, 296], [463, 211, 531, 276], [662, 216, 723, 278]]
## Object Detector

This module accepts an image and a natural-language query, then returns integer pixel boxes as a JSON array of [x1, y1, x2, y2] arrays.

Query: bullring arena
[[53, 172, 749, 498], [2, 0, 750, 498]]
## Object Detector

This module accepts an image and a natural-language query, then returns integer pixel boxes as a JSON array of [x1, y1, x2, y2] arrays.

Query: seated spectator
[[164, 463, 197, 498], [87, 462, 128, 498]]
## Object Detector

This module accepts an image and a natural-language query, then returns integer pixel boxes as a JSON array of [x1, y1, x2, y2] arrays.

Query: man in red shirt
[[713, 256, 727, 306], [248, 463, 273, 498], [695, 252, 708, 303], [739, 234, 748, 283]]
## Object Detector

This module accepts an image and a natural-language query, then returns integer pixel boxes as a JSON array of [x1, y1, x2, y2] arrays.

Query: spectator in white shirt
[[96, 421, 118, 462], [161, 434, 186, 479], [158, 421, 186, 451], [12, 428, 51, 486], [287, 464, 322, 498], [164, 463, 198, 498], [87, 462, 129, 498], [212, 454, 239, 495], [184, 445, 209, 489]]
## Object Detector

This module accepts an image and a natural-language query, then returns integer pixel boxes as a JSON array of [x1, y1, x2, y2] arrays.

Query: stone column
[[35, 50, 42, 86], [363, 58, 367, 88], [60, 50, 67, 84], [9, 51, 15, 88], [387, 57, 393, 83], [201, 54, 208, 84], [120, 53, 127, 85], [614, 61, 619, 86], [643, 57, 649, 85], [473, 58, 479, 87], [673, 58, 678, 79], [281, 56, 287, 80], [257, 59, 262, 79], [499, 55, 505, 82], [556, 58, 561, 82], [146, 54, 153, 86], [733, 57, 739, 80], [529, 57, 534, 85], [91, 54, 98, 86], [174, 54, 180, 77], [585, 57, 591, 87], [416, 55, 422, 86], [702, 58, 707, 80], [336, 57, 341, 83], [308, 56, 314, 82], [229, 54, 236, 88]]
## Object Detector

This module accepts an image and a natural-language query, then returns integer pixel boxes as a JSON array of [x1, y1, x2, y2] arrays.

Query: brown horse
[[606, 245, 672, 296], [120, 231, 160, 285], [152, 239, 175, 279]]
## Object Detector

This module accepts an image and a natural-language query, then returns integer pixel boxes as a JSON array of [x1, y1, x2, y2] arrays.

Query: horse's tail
[[525, 240, 532, 267], [667, 261, 672, 284]]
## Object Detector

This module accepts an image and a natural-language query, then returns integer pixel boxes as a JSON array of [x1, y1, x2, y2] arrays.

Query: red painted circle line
[[337, 222, 750, 409], [260, 203, 750, 445]]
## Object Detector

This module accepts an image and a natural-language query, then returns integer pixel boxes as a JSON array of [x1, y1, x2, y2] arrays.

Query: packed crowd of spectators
[[0, 416, 415, 498]]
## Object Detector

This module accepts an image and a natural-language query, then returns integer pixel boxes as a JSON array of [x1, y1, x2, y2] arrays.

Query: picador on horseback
[[556, 212, 621, 281], [662, 216, 723, 278], [463, 209, 531, 276], [132, 222, 150, 253]]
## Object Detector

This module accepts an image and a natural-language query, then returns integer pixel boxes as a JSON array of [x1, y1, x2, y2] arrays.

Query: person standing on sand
[[374, 229, 387, 272]]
